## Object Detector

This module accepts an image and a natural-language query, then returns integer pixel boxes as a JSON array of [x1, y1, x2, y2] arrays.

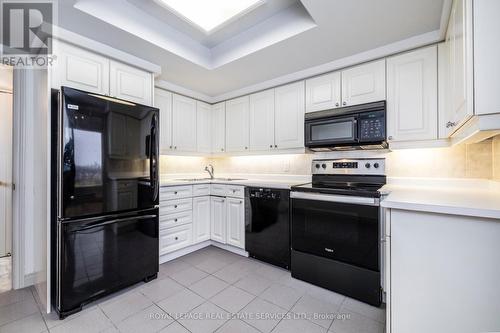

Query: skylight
[[156, 0, 265, 34]]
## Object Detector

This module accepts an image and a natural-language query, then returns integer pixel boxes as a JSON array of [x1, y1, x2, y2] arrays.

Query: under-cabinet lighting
[[156, 0, 265, 34]]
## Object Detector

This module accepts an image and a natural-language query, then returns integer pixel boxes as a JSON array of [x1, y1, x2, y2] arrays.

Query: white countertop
[[160, 174, 310, 190], [381, 178, 500, 219]]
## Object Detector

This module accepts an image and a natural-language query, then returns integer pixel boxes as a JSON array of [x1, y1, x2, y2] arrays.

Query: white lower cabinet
[[210, 196, 226, 243], [159, 224, 193, 255], [226, 198, 245, 249], [193, 196, 211, 243]]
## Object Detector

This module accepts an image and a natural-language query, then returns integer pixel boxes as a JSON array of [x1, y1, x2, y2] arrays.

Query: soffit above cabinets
[[60, 0, 447, 97]]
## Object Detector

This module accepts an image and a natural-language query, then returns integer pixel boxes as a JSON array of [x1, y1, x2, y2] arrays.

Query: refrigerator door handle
[[150, 113, 159, 202], [69, 214, 157, 232]]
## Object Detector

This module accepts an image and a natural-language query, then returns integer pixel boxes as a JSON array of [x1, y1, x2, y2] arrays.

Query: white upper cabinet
[[249, 89, 275, 151], [53, 41, 110, 94], [155, 88, 173, 153], [172, 94, 197, 152], [473, 0, 500, 116], [211, 102, 226, 153], [196, 101, 212, 153], [443, 0, 473, 136], [386, 46, 438, 142], [305, 72, 341, 113], [110, 61, 153, 106], [274, 81, 305, 149], [226, 198, 245, 249], [341, 60, 386, 106], [225, 96, 250, 152]]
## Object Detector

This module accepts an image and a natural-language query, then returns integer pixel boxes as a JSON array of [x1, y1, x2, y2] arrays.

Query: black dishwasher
[[245, 187, 290, 269]]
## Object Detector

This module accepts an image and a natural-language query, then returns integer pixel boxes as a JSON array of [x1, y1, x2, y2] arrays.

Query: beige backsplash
[[160, 137, 500, 180]]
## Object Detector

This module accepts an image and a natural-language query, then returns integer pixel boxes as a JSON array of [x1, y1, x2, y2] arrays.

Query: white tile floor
[[0, 246, 386, 333]]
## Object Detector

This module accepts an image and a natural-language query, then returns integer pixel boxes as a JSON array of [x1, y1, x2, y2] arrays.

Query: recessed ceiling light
[[156, 0, 265, 34]]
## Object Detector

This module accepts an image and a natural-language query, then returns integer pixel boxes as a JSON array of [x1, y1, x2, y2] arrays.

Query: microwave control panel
[[358, 111, 386, 142]]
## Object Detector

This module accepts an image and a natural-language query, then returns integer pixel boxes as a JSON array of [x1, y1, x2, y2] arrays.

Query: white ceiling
[[57, 0, 447, 98]]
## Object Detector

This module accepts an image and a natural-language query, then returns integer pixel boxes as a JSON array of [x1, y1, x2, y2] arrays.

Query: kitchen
[[0, 0, 500, 332]]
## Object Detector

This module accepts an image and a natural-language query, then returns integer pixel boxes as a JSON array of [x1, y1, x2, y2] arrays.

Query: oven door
[[290, 192, 379, 272], [304, 115, 358, 148]]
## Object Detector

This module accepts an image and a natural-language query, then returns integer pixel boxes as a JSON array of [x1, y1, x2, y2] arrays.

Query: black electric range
[[290, 158, 386, 306]]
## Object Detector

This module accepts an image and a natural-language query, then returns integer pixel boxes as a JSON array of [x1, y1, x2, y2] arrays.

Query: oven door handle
[[290, 191, 379, 206]]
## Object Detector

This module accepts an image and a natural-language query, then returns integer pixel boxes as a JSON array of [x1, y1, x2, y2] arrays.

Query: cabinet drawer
[[193, 184, 210, 196], [160, 198, 192, 214], [210, 184, 227, 196], [160, 211, 192, 229], [226, 185, 245, 198], [160, 224, 192, 255], [160, 185, 193, 200]]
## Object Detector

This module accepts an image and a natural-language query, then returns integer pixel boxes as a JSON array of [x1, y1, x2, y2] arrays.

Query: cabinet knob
[[446, 121, 457, 128], [233, 190, 236, 193], [221, 148, 224, 152], [274, 145, 277, 148], [388, 136, 393, 140], [335, 102, 339, 107], [342, 101, 347, 106], [174, 191, 178, 194], [245, 146, 248, 150], [175, 237, 178, 240], [174, 146, 177, 149], [174, 205, 178, 208], [270, 145, 273, 148], [169, 145, 172, 149], [174, 218, 178, 222]]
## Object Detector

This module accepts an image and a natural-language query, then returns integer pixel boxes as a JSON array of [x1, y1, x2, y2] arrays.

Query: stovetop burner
[[291, 158, 386, 198]]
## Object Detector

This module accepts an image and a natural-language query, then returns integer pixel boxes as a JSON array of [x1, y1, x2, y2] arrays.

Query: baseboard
[[159, 240, 248, 264]]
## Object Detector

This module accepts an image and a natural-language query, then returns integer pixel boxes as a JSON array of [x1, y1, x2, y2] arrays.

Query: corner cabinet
[[386, 46, 438, 142], [52, 41, 153, 105], [196, 101, 212, 153], [225, 96, 250, 152], [211, 102, 226, 154], [274, 81, 305, 149], [341, 60, 386, 107], [109, 61, 153, 106]]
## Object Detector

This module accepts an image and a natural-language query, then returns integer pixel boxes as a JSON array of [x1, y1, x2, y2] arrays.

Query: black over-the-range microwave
[[304, 101, 387, 151]]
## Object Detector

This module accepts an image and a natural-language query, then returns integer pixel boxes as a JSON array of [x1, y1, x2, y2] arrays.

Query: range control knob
[[365, 163, 371, 169], [321, 164, 327, 169], [374, 163, 380, 169], [315, 164, 320, 169]]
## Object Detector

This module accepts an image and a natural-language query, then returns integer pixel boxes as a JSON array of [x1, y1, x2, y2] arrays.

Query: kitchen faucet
[[204, 164, 214, 179]]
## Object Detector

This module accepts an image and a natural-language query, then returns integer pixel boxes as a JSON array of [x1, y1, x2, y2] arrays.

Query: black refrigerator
[[51, 87, 160, 319]]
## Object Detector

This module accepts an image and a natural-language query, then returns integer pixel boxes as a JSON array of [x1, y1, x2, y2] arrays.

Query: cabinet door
[[210, 197, 226, 244], [193, 196, 211, 243], [274, 81, 305, 149], [443, 0, 473, 135], [110, 60, 153, 106], [172, 94, 197, 152], [386, 46, 438, 142], [249, 89, 275, 151], [196, 101, 212, 153], [226, 198, 245, 249], [306, 71, 341, 112], [211, 102, 226, 153], [155, 88, 173, 153], [341, 60, 386, 106], [225, 96, 250, 152], [53, 41, 109, 94], [160, 224, 193, 255]]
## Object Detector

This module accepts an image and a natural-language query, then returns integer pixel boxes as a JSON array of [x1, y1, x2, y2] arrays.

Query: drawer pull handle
[[174, 205, 178, 208], [174, 218, 178, 222], [174, 191, 178, 194], [233, 190, 236, 193], [175, 237, 178, 240]]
